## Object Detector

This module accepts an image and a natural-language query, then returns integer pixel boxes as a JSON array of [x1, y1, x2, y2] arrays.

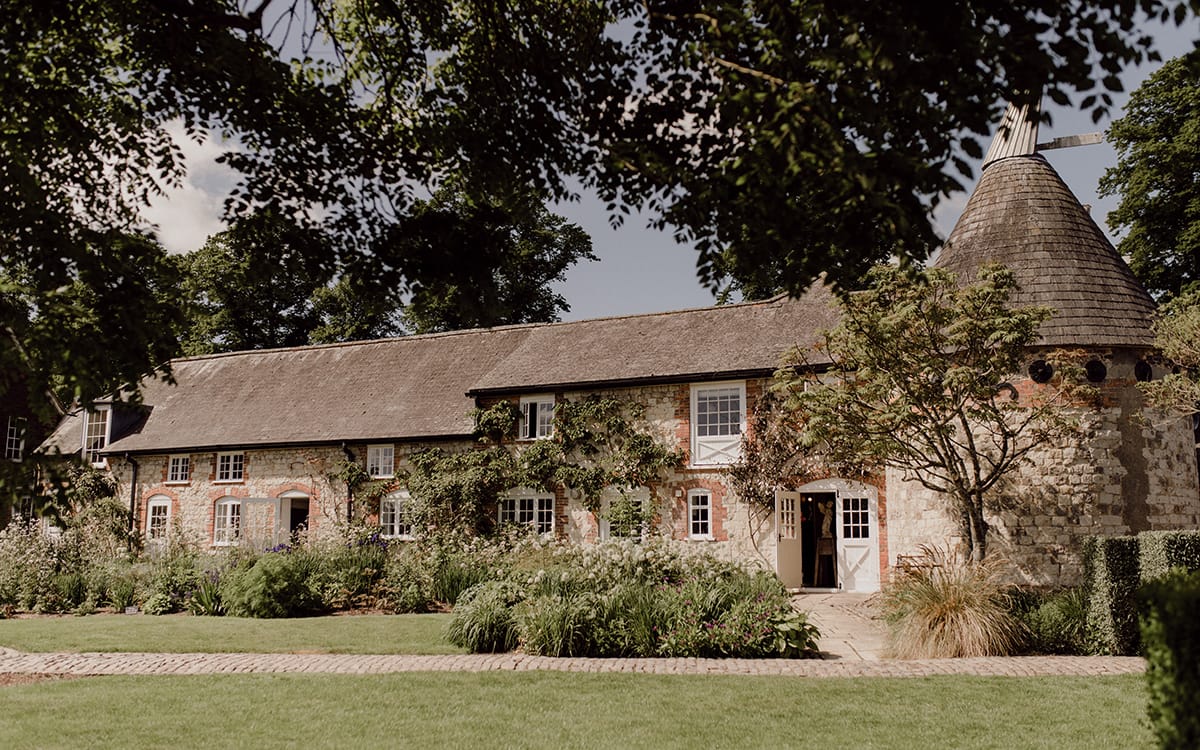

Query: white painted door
[[775, 490, 804, 589], [835, 492, 879, 592]]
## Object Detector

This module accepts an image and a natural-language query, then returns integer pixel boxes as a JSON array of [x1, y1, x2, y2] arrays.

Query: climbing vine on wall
[[727, 389, 820, 512], [326, 457, 391, 522], [518, 394, 685, 516], [400, 395, 684, 533], [405, 446, 519, 532]]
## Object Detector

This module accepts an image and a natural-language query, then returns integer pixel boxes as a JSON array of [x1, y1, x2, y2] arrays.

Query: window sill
[[687, 536, 715, 542], [369, 474, 395, 480], [164, 481, 190, 486], [213, 479, 244, 485]]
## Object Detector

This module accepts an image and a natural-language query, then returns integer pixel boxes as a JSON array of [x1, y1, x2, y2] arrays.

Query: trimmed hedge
[[1082, 531, 1200, 655], [1140, 569, 1200, 750], [1082, 535, 1141, 655]]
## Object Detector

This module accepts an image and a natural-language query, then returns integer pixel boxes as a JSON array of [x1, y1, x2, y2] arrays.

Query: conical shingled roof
[[935, 152, 1156, 349]]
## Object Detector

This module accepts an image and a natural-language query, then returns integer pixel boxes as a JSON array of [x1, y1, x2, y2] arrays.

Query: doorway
[[801, 493, 838, 589], [288, 497, 310, 536], [776, 479, 881, 593]]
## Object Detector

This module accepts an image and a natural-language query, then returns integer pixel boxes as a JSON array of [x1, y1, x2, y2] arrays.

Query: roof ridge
[[169, 293, 793, 365]]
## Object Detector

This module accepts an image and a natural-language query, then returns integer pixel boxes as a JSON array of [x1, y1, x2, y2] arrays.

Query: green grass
[[0, 673, 1149, 749], [0, 613, 462, 654]]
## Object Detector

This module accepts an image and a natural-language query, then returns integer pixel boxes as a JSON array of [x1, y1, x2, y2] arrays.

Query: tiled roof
[[41, 287, 839, 455], [469, 284, 839, 394], [934, 153, 1156, 349]]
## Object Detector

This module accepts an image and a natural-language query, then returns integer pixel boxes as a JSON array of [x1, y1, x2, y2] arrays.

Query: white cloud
[[141, 122, 239, 254]]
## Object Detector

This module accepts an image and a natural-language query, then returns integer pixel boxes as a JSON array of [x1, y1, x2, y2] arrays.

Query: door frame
[[794, 478, 881, 593]]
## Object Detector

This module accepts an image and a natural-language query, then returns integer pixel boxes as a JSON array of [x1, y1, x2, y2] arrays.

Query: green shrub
[[52, 571, 87, 609], [446, 581, 522, 652], [220, 551, 323, 618], [431, 553, 491, 605], [1081, 531, 1200, 656], [519, 592, 602, 657], [381, 553, 432, 614], [311, 531, 391, 610], [142, 592, 173, 615], [1140, 569, 1200, 750], [1139, 531, 1200, 581], [142, 549, 202, 614], [879, 545, 1023, 659], [0, 520, 71, 612], [1082, 535, 1141, 655], [187, 571, 224, 616], [445, 540, 817, 659], [1019, 587, 1090, 655], [108, 572, 140, 611]]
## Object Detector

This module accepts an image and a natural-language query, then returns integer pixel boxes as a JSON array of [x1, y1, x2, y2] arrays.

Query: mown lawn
[[0, 613, 462, 654], [0, 672, 1149, 749]]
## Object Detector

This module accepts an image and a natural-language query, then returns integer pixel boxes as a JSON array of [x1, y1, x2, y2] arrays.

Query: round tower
[[885, 102, 1200, 585]]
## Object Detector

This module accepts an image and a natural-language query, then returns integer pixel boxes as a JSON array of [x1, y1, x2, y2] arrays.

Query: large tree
[[1140, 287, 1200, 412], [1100, 51, 1200, 300], [2, 0, 1194, 409], [176, 212, 334, 355], [776, 265, 1087, 562], [334, 0, 1191, 295], [382, 186, 597, 334]]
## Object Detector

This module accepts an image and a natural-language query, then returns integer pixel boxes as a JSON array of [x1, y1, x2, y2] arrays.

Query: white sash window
[[690, 383, 745, 466]]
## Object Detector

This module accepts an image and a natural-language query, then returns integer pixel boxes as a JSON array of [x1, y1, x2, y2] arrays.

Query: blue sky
[[144, 19, 1199, 322]]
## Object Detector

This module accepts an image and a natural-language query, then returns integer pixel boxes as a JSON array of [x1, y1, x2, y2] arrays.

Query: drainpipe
[[341, 443, 356, 522], [125, 453, 139, 549]]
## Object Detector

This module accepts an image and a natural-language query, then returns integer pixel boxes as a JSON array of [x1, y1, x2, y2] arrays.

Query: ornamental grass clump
[[880, 545, 1023, 659], [446, 581, 523, 652]]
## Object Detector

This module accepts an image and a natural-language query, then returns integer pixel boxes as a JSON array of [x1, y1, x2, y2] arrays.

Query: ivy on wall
[[396, 395, 684, 533]]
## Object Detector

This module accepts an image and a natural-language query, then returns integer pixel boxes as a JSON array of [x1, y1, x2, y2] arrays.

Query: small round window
[[1135, 360, 1153, 382], [1028, 359, 1053, 384], [1085, 360, 1107, 383]]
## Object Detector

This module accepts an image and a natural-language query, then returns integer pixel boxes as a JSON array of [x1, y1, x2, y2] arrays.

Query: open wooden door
[[835, 492, 880, 592], [775, 490, 804, 589]]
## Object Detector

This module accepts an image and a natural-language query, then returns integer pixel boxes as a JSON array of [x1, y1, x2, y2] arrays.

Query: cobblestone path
[[0, 647, 1145, 679]]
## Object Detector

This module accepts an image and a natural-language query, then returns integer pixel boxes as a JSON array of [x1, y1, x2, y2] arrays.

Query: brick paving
[[0, 649, 1144, 678]]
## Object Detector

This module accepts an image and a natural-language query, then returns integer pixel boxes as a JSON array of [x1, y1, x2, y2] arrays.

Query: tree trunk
[[967, 491, 989, 562], [956, 490, 989, 562]]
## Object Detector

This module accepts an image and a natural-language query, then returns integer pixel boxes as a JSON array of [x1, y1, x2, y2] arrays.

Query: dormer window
[[216, 452, 245, 482], [82, 406, 112, 466], [366, 444, 395, 479], [519, 396, 555, 440]]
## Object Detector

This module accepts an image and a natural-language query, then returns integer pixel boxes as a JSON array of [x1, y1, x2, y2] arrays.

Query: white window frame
[[599, 491, 649, 542], [366, 444, 395, 479], [518, 396, 555, 440], [146, 496, 171, 542], [166, 455, 191, 484], [215, 452, 245, 483], [82, 406, 112, 466], [4, 416, 26, 461], [380, 490, 414, 540], [213, 498, 241, 546], [690, 382, 746, 467], [499, 489, 555, 535], [687, 489, 713, 540]]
